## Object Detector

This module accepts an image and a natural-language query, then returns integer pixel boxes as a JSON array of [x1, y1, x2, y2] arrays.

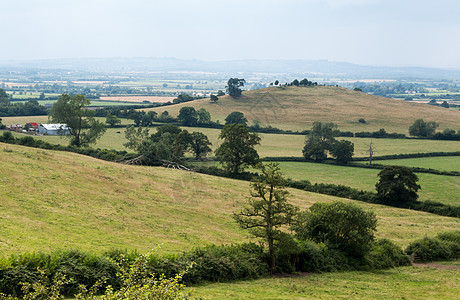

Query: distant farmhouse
[[38, 124, 70, 135]]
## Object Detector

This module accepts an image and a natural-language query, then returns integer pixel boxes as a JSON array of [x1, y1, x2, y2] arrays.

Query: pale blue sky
[[2, 0, 460, 68]]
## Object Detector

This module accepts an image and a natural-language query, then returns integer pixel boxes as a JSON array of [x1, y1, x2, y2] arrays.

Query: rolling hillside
[[1, 142, 459, 256], [145, 86, 460, 133]]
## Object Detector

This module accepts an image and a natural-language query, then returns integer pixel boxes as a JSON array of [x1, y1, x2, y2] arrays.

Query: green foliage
[[409, 119, 439, 137], [210, 94, 218, 103], [405, 231, 460, 262], [302, 122, 352, 163], [215, 124, 261, 174], [330, 140, 354, 164], [0, 89, 9, 105], [178, 107, 198, 126], [226, 78, 245, 98], [188, 132, 212, 160], [50, 94, 106, 147], [196, 108, 211, 125], [294, 201, 377, 258], [0, 118, 5, 130], [375, 166, 420, 205], [365, 239, 411, 269], [234, 163, 299, 273], [224, 111, 248, 125]]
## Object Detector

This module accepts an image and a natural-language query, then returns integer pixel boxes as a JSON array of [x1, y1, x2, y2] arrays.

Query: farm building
[[38, 124, 70, 135]]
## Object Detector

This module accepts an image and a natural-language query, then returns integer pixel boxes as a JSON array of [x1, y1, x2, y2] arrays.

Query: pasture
[[191, 265, 460, 299], [276, 161, 460, 206], [1, 142, 458, 256]]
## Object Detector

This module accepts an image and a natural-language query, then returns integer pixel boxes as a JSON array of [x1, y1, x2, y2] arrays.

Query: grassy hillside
[[1, 143, 459, 256], [144, 86, 460, 133]]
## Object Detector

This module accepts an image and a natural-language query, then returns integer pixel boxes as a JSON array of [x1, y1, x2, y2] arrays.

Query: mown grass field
[[4, 116, 459, 158], [191, 265, 460, 299], [1, 142, 459, 256], [276, 161, 460, 206], [360, 156, 460, 172], [144, 86, 460, 133]]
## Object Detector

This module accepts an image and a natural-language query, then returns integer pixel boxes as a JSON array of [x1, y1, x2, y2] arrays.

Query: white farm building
[[38, 124, 70, 135]]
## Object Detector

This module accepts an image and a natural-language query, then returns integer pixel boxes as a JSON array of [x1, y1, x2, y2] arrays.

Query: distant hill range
[[1, 57, 460, 79]]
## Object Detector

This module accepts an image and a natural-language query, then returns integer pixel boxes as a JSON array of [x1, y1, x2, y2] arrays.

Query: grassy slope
[[1, 142, 459, 256], [144, 86, 460, 133], [191, 265, 460, 299]]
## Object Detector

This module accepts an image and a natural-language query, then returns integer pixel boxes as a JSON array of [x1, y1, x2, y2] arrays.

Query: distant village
[[6, 123, 70, 136]]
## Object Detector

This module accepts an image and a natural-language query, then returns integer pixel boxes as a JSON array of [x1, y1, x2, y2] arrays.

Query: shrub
[[365, 239, 410, 269], [293, 201, 377, 258], [405, 237, 452, 262]]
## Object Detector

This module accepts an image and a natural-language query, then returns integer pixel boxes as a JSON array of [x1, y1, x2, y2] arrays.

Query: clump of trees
[[177, 107, 211, 126], [409, 119, 439, 137], [50, 94, 106, 147], [226, 78, 246, 98], [234, 162, 385, 273], [302, 122, 354, 164], [124, 124, 212, 163]]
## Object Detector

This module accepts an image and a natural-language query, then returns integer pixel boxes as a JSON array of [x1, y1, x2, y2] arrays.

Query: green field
[[1, 142, 459, 256], [276, 161, 460, 206], [361, 156, 460, 172], [191, 265, 460, 299]]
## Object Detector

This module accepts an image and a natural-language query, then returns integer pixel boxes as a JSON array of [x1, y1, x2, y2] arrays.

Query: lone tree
[[303, 122, 341, 161], [293, 201, 377, 258], [376, 166, 421, 205], [210, 94, 219, 103], [234, 163, 299, 273], [225, 111, 248, 125], [215, 124, 261, 174], [409, 119, 438, 137], [226, 78, 246, 98], [50, 94, 106, 147]]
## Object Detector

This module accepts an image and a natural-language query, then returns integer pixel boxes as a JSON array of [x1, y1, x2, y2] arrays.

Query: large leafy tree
[[234, 163, 299, 273], [376, 166, 421, 205], [189, 132, 212, 160], [50, 94, 106, 147], [293, 201, 377, 258], [330, 140, 354, 164], [225, 111, 248, 125], [226, 78, 246, 98], [215, 124, 261, 174], [178, 106, 198, 126], [303, 122, 342, 161]]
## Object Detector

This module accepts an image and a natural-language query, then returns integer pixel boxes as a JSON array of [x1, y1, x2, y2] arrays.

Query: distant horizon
[[2, 1, 460, 69], [1, 56, 460, 71]]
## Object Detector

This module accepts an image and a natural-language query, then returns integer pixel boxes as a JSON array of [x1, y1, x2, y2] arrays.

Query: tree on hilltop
[[226, 78, 246, 98]]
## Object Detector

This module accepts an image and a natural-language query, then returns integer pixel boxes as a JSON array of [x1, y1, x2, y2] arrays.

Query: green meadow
[[191, 265, 460, 299]]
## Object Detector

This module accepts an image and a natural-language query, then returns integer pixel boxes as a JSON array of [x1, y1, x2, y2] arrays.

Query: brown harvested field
[[100, 96, 175, 103], [143, 86, 460, 133]]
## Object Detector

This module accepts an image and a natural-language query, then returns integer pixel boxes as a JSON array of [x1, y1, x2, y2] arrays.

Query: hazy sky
[[2, 0, 460, 68]]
